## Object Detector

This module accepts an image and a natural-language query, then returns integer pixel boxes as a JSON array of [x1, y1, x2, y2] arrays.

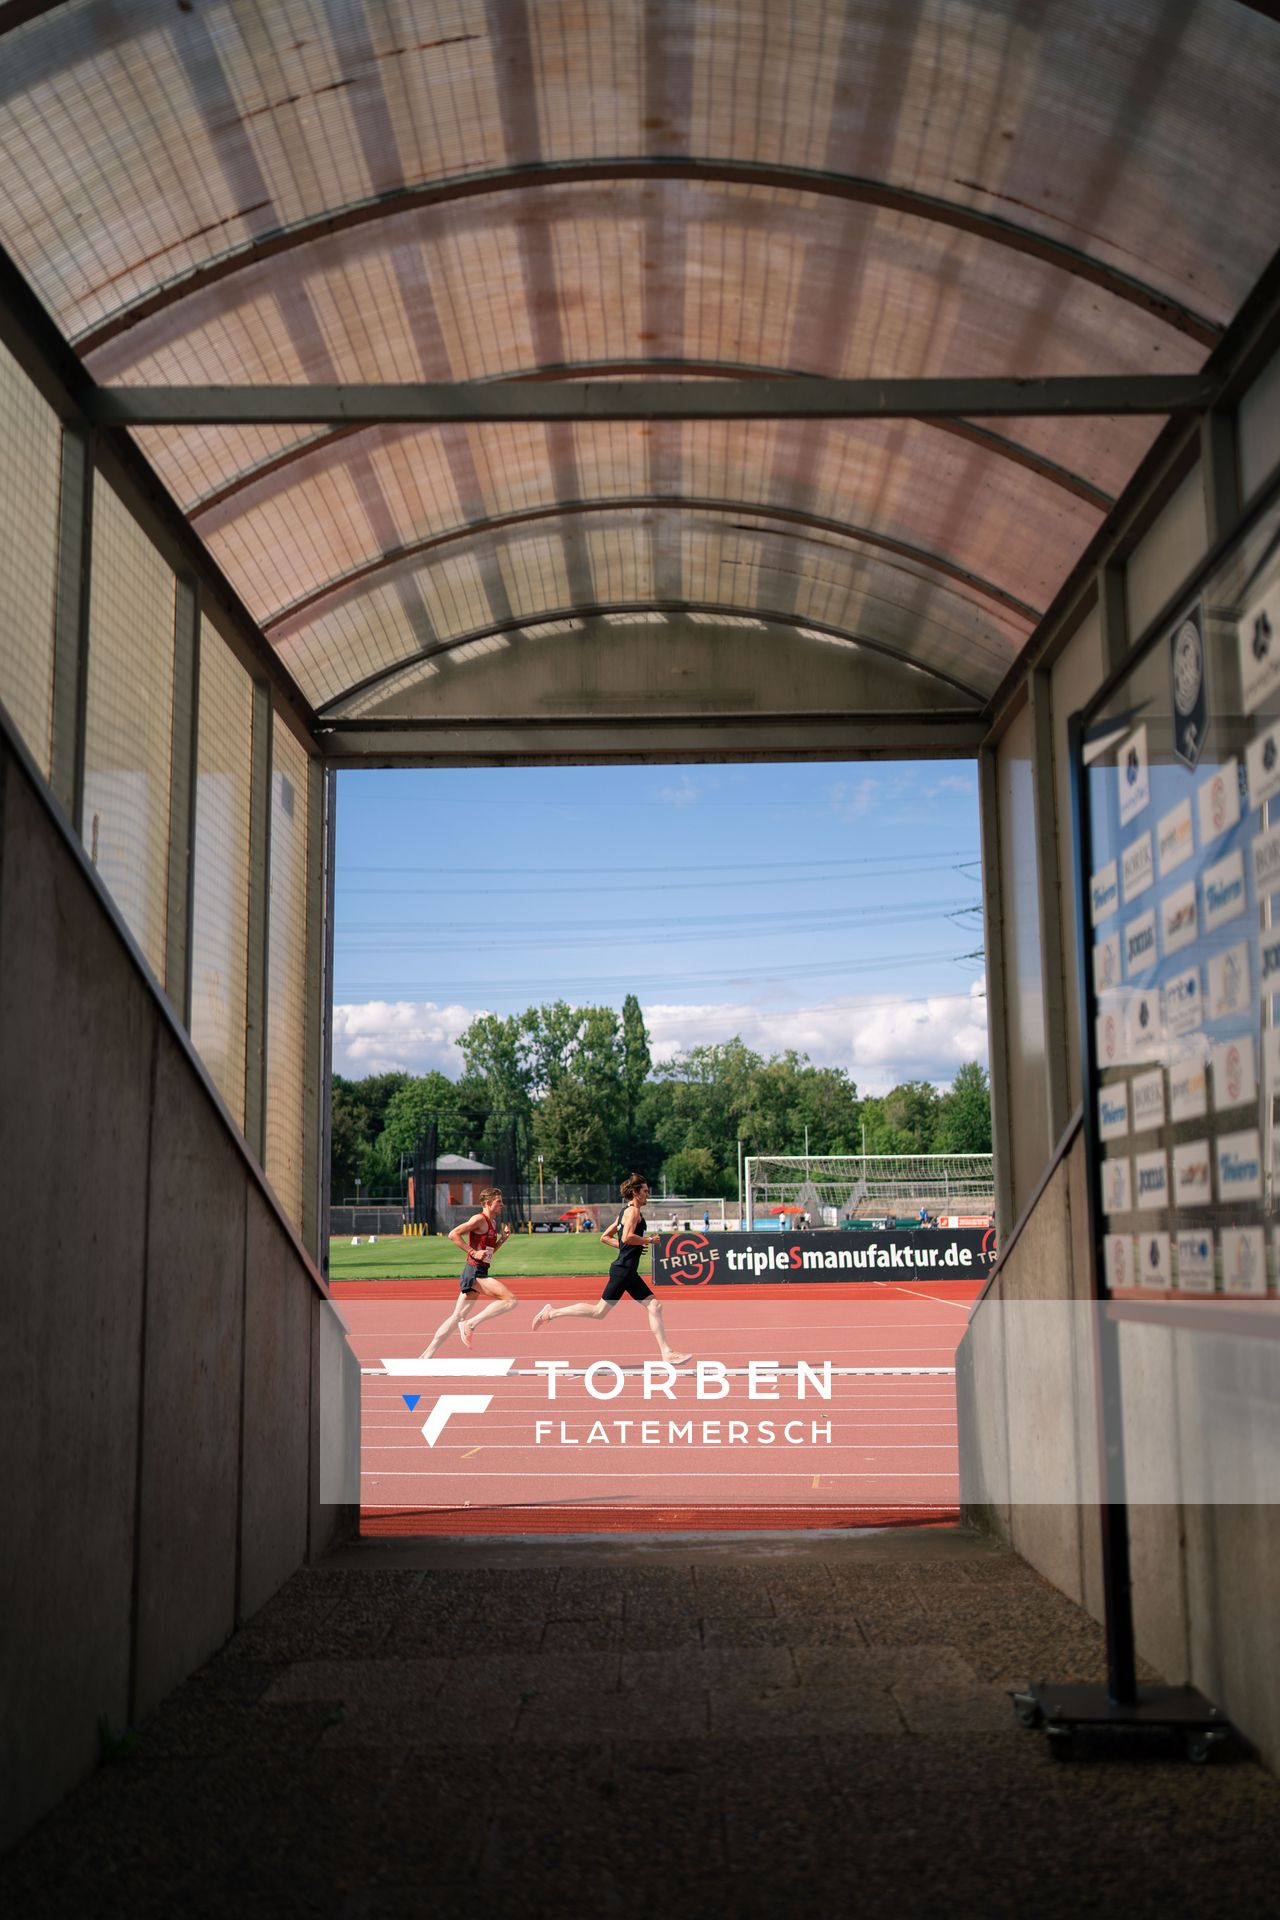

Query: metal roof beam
[[93, 375, 1217, 429]]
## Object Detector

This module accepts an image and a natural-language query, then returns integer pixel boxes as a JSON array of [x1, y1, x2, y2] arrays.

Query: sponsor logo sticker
[[1265, 1026, 1280, 1090], [1168, 1048, 1208, 1122], [1130, 1067, 1165, 1133], [1216, 1128, 1263, 1203], [1175, 1229, 1215, 1295], [1160, 881, 1198, 957], [1138, 1232, 1171, 1291], [1090, 860, 1119, 925], [1246, 716, 1280, 812], [1125, 908, 1158, 977], [1104, 1234, 1134, 1291], [1135, 1150, 1169, 1211], [1173, 1140, 1212, 1206], [1252, 821, 1280, 902], [1211, 1036, 1257, 1111], [1197, 757, 1241, 844], [1202, 848, 1246, 932], [1102, 1156, 1132, 1216], [1118, 725, 1150, 827], [1093, 933, 1122, 994], [1127, 987, 1164, 1055], [1164, 965, 1202, 1037], [1096, 1000, 1127, 1068], [1122, 832, 1154, 902], [1098, 1083, 1129, 1143], [1208, 942, 1250, 1022], [1221, 1226, 1266, 1297], [1262, 934, 1280, 997], [1156, 798, 1194, 877], [1238, 578, 1280, 716]]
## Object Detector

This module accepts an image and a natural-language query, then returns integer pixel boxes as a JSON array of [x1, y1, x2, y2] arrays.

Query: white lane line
[[380, 1357, 516, 1376], [360, 1469, 960, 1479]]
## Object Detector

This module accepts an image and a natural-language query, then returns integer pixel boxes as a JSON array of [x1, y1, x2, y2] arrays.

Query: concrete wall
[[0, 718, 358, 1850], [958, 1129, 1280, 1770]]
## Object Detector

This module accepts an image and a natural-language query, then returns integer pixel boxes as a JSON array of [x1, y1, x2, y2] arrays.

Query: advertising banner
[[653, 1226, 997, 1286]]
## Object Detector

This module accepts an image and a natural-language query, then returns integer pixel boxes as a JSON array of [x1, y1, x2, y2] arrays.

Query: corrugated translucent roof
[[2, 0, 1278, 719]]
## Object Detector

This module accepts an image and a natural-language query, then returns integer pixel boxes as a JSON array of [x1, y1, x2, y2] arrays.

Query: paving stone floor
[[4, 1526, 1279, 1918]]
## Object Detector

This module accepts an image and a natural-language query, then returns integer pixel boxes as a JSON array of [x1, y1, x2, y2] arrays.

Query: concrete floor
[[4, 1526, 1279, 1918]]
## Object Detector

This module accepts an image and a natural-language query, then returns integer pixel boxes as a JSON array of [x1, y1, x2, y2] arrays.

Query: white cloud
[[331, 982, 988, 1093], [656, 776, 701, 808], [928, 774, 976, 800], [332, 1000, 479, 1078], [643, 981, 988, 1092]]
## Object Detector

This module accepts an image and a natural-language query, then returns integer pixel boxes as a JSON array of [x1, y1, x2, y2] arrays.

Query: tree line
[[331, 992, 992, 1200]]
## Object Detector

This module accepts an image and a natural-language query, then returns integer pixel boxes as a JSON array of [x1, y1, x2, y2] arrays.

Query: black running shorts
[[459, 1262, 489, 1294], [602, 1261, 653, 1303]]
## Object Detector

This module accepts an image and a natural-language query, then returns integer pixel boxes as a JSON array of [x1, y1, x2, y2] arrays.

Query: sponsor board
[[1156, 797, 1194, 877], [1138, 1231, 1172, 1291], [1125, 908, 1158, 977], [652, 1228, 997, 1285], [1130, 1067, 1165, 1133], [1104, 1234, 1134, 1292], [1118, 725, 1150, 826], [1101, 1157, 1132, 1215], [1207, 942, 1250, 1022], [1211, 1035, 1257, 1111], [1090, 860, 1119, 925], [1197, 757, 1241, 845], [1098, 1083, 1130, 1142], [1246, 716, 1280, 812], [1127, 986, 1164, 1055], [1221, 1226, 1266, 1298], [1164, 965, 1203, 1036], [1238, 578, 1280, 716], [1122, 832, 1154, 902], [1216, 1128, 1263, 1203], [1252, 820, 1280, 901], [1161, 880, 1198, 956], [1201, 848, 1246, 932], [1093, 932, 1122, 994], [1172, 1140, 1213, 1207], [1135, 1149, 1169, 1211], [1168, 1048, 1209, 1122], [1175, 1229, 1215, 1295]]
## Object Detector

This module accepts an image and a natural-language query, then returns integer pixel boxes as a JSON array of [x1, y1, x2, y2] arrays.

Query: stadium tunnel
[[2, 0, 1280, 1859]]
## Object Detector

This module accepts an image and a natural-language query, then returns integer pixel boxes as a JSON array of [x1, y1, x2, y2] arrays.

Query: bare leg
[[419, 1294, 470, 1359], [533, 1298, 617, 1328], [645, 1296, 690, 1365], [458, 1281, 519, 1344]]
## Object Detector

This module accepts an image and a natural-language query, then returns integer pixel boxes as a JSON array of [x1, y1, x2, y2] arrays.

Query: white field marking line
[[875, 1282, 975, 1311], [379, 1357, 516, 1376], [362, 1418, 958, 1431], [364, 1363, 956, 1378], [362, 1444, 959, 1456]]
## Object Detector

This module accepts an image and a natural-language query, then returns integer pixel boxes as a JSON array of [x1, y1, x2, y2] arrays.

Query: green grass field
[[328, 1231, 629, 1280]]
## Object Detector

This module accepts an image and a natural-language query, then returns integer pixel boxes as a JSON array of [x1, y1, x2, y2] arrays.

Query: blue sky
[[331, 760, 987, 1094]]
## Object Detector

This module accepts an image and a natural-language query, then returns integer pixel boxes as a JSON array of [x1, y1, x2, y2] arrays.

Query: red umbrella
[[559, 1206, 594, 1219], [769, 1204, 805, 1214]]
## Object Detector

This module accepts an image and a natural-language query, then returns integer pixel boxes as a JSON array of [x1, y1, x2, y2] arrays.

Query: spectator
[[703, 1209, 710, 1231], [918, 1205, 933, 1228]]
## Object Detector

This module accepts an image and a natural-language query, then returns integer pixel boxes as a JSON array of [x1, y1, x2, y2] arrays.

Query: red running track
[[333, 1278, 978, 1536]]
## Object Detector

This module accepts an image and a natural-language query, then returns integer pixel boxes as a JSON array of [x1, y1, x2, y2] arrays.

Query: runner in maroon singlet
[[418, 1187, 517, 1357]]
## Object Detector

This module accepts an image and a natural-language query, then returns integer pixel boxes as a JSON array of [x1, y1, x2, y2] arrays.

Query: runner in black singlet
[[532, 1174, 690, 1364], [418, 1186, 517, 1357]]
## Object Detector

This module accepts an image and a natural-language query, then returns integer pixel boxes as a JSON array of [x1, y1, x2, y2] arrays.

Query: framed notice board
[[1076, 471, 1280, 1302]]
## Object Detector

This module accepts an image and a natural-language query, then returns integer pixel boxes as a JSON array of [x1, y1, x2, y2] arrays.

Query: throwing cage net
[[745, 1153, 995, 1222], [408, 1109, 530, 1233]]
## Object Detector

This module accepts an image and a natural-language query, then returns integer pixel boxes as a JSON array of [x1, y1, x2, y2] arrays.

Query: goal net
[[744, 1153, 995, 1224]]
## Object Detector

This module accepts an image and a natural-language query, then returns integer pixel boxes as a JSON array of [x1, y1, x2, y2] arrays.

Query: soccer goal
[[743, 1153, 995, 1227]]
